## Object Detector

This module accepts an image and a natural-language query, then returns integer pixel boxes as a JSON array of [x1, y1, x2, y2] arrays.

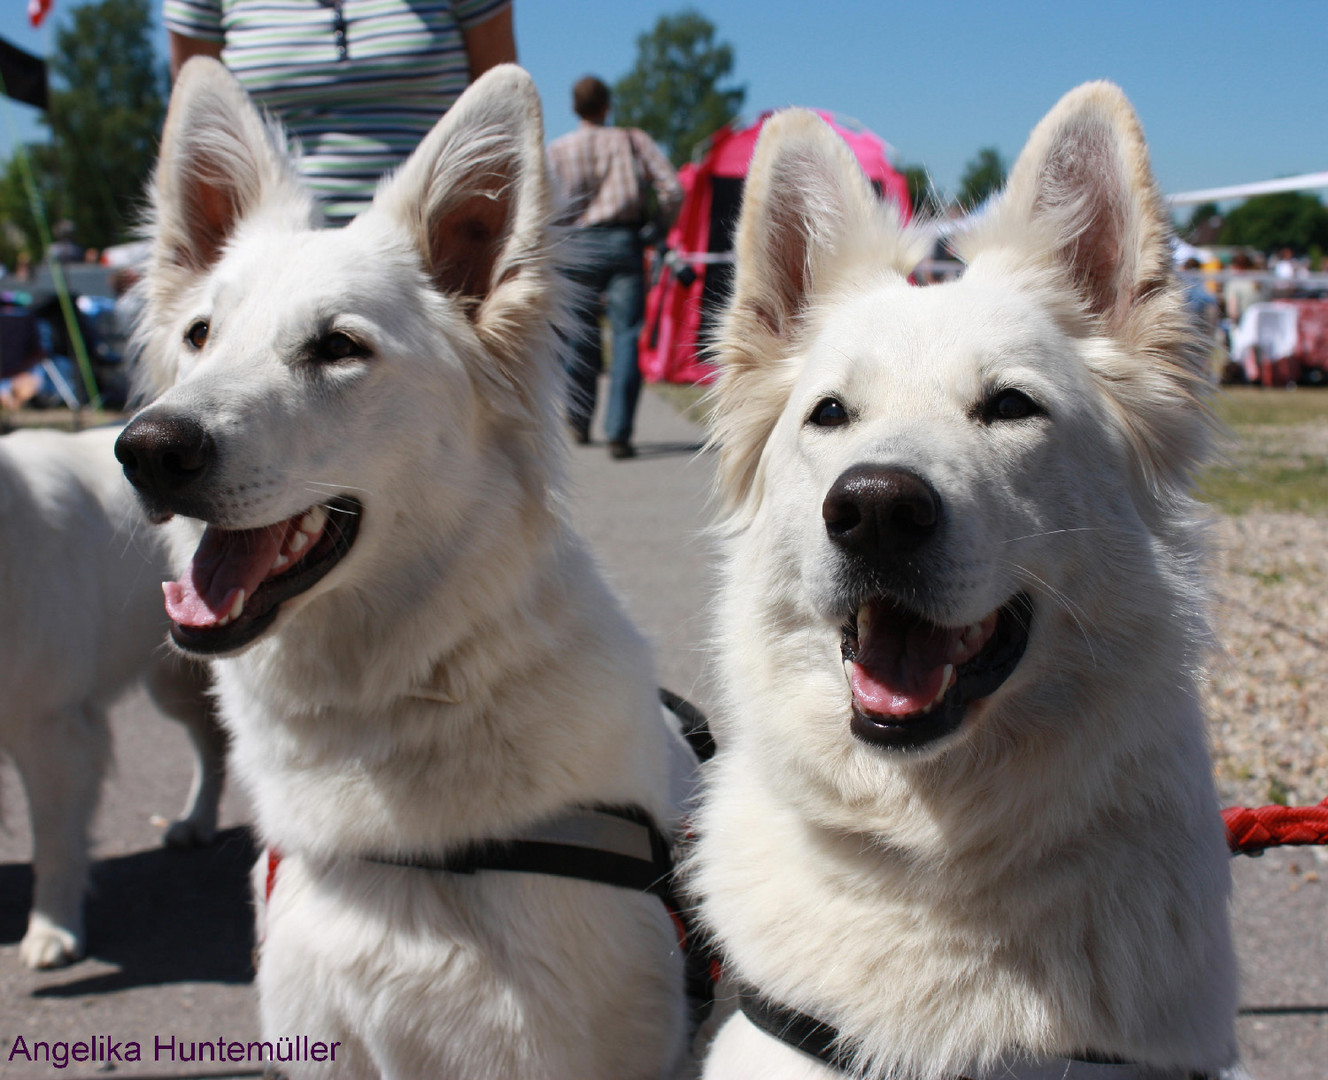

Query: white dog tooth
[[954, 619, 989, 664], [272, 551, 291, 571], [931, 663, 954, 706], [300, 506, 327, 536], [229, 589, 245, 620], [857, 603, 872, 639], [289, 529, 309, 554]]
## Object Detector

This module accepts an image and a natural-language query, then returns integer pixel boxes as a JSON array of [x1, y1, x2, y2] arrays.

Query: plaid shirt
[[548, 122, 682, 229]]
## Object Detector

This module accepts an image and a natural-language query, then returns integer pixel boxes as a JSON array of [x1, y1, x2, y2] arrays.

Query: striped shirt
[[164, 0, 510, 223], [547, 122, 682, 230]]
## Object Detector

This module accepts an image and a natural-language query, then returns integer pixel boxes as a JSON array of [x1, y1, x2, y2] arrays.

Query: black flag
[[0, 36, 48, 111]]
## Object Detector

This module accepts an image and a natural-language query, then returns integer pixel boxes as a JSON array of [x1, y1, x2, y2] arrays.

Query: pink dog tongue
[[850, 606, 962, 718], [163, 521, 291, 629]]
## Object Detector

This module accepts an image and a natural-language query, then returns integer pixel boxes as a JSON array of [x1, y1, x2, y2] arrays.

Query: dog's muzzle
[[115, 413, 362, 656], [823, 465, 1032, 750]]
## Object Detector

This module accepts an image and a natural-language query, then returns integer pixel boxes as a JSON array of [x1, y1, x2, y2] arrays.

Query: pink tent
[[640, 111, 911, 384]]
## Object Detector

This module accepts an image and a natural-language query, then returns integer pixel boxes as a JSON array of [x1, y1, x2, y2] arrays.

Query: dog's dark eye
[[314, 331, 368, 363], [984, 389, 1043, 423], [185, 321, 209, 350], [808, 398, 850, 428]]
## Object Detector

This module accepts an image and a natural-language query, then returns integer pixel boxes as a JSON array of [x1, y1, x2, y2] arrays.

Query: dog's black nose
[[823, 466, 940, 558], [115, 414, 215, 500]]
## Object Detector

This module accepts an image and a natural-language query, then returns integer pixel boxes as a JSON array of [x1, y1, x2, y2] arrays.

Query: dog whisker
[[304, 479, 370, 492], [1000, 527, 1100, 544], [1009, 563, 1098, 667], [303, 482, 373, 507]]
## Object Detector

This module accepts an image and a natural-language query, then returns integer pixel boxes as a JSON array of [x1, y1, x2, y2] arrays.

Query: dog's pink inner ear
[[764, 202, 813, 337], [428, 190, 510, 308], [1034, 127, 1135, 324], [742, 195, 815, 340], [174, 173, 240, 273]]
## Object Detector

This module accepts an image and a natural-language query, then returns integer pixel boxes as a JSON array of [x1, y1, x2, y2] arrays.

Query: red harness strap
[[1223, 797, 1328, 855], [265, 847, 282, 903]]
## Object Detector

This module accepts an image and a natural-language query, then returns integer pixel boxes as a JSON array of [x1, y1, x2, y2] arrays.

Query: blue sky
[[1, 0, 1324, 201]]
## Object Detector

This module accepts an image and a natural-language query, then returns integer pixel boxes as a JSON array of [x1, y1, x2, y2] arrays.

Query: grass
[[0, 407, 128, 432], [1212, 386, 1328, 426], [1198, 458, 1328, 515], [1199, 386, 1328, 515]]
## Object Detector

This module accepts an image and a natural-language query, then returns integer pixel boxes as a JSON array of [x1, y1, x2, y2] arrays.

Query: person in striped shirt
[[548, 75, 681, 459], [164, 0, 515, 225]]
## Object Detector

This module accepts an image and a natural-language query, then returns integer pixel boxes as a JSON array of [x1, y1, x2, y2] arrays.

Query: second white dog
[[692, 84, 1237, 1080]]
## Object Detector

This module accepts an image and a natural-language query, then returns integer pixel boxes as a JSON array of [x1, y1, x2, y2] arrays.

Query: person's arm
[[461, 6, 516, 81], [169, 30, 223, 81], [633, 131, 683, 227]]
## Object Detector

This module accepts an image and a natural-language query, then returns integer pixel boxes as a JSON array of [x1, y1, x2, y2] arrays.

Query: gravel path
[[1207, 510, 1328, 809]]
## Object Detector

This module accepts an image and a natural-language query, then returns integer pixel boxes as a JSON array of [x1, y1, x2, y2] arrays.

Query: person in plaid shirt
[[548, 76, 681, 459]]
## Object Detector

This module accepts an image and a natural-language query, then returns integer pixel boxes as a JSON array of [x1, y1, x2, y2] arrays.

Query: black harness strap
[[736, 985, 1218, 1080], [354, 685, 722, 1029], [738, 985, 855, 1073], [363, 804, 715, 1028], [366, 805, 675, 897], [659, 686, 716, 763]]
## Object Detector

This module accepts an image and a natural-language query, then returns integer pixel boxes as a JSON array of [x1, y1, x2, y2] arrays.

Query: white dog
[[116, 59, 695, 1078], [691, 84, 1237, 1080], [1, 425, 223, 970]]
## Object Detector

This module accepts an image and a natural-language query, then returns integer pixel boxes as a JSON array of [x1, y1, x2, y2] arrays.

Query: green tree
[[0, 143, 60, 269], [612, 10, 745, 167], [901, 164, 942, 218], [41, 0, 167, 251], [1182, 200, 1221, 242], [1218, 191, 1328, 255], [958, 146, 1006, 210]]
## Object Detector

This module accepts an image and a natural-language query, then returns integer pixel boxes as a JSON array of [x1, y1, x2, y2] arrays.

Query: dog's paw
[[19, 913, 84, 969], [163, 815, 217, 849]]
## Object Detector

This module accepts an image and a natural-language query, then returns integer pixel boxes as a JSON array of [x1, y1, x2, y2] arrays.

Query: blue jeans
[[564, 226, 645, 445]]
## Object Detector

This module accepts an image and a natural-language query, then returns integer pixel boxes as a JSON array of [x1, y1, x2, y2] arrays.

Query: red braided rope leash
[[1223, 797, 1328, 855]]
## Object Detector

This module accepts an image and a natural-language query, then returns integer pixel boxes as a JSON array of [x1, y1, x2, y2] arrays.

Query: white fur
[[693, 84, 1237, 1079], [0, 425, 222, 969], [132, 59, 691, 1078]]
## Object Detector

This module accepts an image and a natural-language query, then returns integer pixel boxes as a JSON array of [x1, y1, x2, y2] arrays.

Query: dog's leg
[[12, 701, 109, 969], [144, 655, 226, 848]]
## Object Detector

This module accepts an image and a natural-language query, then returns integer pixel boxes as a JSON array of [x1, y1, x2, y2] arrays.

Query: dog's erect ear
[[134, 58, 311, 398], [372, 65, 553, 353], [969, 81, 1177, 338], [711, 110, 914, 512], [963, 82, 1211, 495], [722, 109, 888, 352], [151, 58, 311, 277]]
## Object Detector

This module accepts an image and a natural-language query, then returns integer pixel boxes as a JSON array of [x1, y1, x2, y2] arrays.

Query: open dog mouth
[[841, 593, 1032, 750], [163, 495, 362, 656]]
